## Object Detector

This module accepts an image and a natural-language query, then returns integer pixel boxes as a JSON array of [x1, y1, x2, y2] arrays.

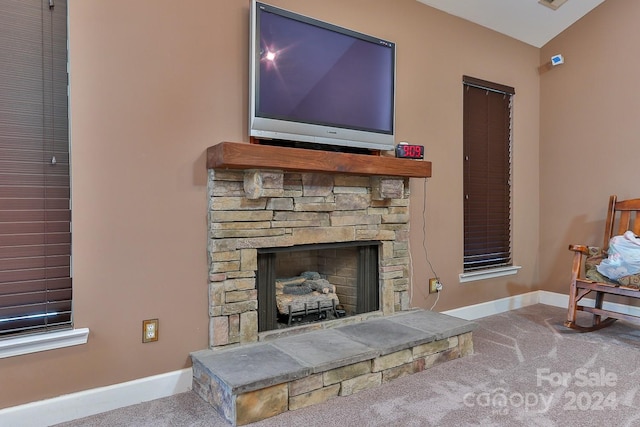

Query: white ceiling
[[416, 0, 606, 48]]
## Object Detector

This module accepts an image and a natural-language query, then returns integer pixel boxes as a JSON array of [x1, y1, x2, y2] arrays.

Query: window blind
[[463, 76, 514, 272], [0, 0, 71, 336]]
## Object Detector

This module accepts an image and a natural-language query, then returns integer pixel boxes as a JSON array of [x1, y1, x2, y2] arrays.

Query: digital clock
[[395, 144, 424, 159]]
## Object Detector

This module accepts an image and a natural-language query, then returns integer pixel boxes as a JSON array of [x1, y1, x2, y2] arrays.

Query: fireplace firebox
[[257, 241, 380, 331]]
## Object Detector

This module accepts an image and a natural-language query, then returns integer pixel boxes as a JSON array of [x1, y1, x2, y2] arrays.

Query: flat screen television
[[249, 1, 396, 152]]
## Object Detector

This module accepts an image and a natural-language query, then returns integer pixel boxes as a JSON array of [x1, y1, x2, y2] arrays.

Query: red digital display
[[395, 144, 424, 159]]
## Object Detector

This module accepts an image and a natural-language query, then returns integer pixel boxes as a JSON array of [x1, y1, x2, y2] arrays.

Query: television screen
[[249, 1, 396, 151]]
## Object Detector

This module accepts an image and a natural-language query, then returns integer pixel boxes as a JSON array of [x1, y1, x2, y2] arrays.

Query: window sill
[[0, 328, 90, 359], [459, 265, 522, 283]]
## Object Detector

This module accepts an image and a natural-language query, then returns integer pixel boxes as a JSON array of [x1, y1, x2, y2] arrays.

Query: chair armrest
[[569, 245, 588, 283], [568, 244, 589, 255]]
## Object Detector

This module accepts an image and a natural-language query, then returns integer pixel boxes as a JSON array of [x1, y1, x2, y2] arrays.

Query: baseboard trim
[[0, 368, 192, 427], [4, 290, 639, 426], [442, 290, 541, 320], [442, 289, 640, 320]]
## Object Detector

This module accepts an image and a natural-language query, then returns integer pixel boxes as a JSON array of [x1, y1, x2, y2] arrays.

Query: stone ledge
[[191, 309, 476, 426]]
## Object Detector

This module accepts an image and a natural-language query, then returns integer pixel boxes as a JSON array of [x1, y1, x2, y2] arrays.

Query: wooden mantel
[[207, 142, 431, 178]]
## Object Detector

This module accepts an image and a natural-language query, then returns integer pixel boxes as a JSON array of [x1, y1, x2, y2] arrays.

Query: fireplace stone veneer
[[208, 167, 413, 348]]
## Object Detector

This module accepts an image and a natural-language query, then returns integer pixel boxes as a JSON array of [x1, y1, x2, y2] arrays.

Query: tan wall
[[539, 0, 640, 294], [0, 0, 540, 408], [402, 9, 541, 311]]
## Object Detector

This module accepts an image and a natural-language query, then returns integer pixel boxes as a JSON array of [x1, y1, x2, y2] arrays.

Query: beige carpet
[[55, 304, 640, 426]]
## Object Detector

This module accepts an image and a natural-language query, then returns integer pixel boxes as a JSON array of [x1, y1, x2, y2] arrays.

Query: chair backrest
[[603, 195, 640, 251]]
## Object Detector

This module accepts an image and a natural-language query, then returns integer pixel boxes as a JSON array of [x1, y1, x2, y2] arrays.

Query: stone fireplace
[[195, 143, 481, 426], [206, 142, 432, 349], [208, 167, 412, 348]]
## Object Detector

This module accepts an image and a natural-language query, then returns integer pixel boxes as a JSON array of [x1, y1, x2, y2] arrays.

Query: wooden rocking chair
[[566, 195, 640, 331]]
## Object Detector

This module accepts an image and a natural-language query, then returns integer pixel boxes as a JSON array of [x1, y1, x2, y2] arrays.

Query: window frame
[[461, 76, 519, 280], [0, 0, 77, 342]]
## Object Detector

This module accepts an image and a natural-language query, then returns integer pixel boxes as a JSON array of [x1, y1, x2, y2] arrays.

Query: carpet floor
[[54, 304, 640, 426]]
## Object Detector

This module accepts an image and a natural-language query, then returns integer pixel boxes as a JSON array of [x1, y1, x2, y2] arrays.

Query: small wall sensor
[[551, 54, 564, 66]]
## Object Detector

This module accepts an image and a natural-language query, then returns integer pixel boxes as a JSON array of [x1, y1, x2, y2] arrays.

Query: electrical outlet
[[429, 278, 440, 294], [142, 319, 159, 343]]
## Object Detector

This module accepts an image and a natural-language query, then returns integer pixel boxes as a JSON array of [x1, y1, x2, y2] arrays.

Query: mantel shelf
[[207, 142, 432, 178]]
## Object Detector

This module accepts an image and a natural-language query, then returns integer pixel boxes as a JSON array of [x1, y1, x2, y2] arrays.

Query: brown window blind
[[463, 76, 514, 272], [0, 0, 71, 336]]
